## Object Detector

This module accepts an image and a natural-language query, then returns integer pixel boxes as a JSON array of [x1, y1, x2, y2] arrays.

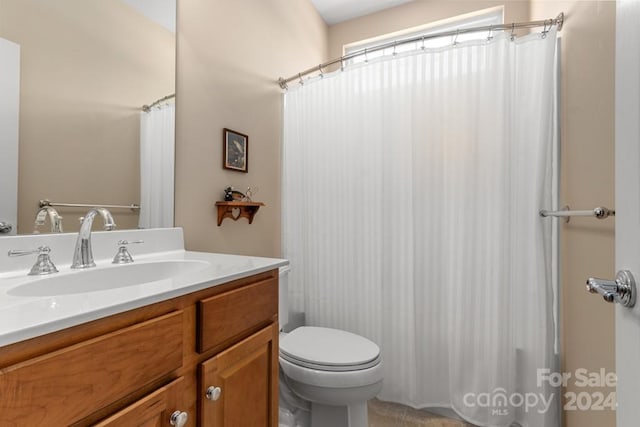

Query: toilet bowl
[[278, 267, 383, 427]]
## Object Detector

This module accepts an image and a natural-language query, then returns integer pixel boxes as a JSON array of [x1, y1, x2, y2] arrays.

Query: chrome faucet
[[71, 208, 117, 269], [33, 206, 64, 233]]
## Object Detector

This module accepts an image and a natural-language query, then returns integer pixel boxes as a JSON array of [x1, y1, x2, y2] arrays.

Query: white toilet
[[278, 267, 384, 427]]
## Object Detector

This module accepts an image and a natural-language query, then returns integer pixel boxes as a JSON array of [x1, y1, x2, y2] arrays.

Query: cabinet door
[[200, 323, 278, 426], [93, 377, 185, 427]]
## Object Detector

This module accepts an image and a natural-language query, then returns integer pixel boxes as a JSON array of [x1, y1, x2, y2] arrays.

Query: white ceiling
[[310, 0, 414, 25], [121, 0, 176, 33]]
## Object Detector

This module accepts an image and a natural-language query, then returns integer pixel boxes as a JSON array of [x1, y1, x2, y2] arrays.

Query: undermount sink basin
[[8, 260, 210, 297]]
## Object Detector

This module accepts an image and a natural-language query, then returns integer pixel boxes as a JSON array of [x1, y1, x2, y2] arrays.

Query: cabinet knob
[[169, 410, 188, 427], [205, 386, 222, 401]]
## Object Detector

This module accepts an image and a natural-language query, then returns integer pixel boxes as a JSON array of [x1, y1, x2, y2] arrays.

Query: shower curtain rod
[[278, 13, 564, 89], [142, 93, 175, 112]]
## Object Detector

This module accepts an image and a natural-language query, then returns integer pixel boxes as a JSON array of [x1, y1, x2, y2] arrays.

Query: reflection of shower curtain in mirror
[[283, 29, 559, 427], [0, 37, 20, 236], [139, 102, 175, 229]]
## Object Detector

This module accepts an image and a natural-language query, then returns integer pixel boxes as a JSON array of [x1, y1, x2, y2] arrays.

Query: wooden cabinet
[[0, 269, 279, 427], [0, 311, 183, 426], [200, 324, 278, 426], [94, 377, 185, 427], [197, 275, 278, 353]]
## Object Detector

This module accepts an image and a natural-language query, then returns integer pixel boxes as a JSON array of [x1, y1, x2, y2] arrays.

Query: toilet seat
[[280, 326, 381, 372]]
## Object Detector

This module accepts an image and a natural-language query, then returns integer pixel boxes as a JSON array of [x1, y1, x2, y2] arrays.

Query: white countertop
[[0, 228, 287, 346]]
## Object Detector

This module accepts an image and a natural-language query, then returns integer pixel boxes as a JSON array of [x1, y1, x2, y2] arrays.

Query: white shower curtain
[[283, 29, 559, 427], [139, 102, 175, 229]]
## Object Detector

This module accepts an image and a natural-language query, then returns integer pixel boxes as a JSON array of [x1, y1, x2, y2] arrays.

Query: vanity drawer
[[0, 311, 183, 426], [197, 275, 277, 353], [94, 377, 184, 427]]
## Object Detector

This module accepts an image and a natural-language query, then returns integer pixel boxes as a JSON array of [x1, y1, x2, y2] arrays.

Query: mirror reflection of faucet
[[0, 221, 13, 234], [71, 208, 117, 269], [33, 207, 63, 234]]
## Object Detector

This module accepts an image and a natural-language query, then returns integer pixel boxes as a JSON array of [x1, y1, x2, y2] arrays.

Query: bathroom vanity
[[0, 228, 286, 426]]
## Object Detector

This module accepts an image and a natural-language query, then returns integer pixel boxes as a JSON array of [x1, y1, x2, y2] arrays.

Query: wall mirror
[[0, 0, 176, 235]]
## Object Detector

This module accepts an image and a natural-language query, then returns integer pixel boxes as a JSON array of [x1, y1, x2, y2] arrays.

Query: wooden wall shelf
[[215, 201, 265, 226]]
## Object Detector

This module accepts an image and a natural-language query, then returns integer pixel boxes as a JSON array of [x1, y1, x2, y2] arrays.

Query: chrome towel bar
[[39, 199, 140, 211], [539, 205, 614, 223]]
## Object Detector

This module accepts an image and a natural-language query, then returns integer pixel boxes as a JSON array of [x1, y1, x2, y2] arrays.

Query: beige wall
[[530, 2, 616, 427], [175, 0, 328, 257], [328, 0, 529, 60], [0, 0, 175, 233]]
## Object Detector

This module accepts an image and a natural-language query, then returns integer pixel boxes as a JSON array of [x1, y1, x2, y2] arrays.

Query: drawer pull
[[170, 410, 188, 427], [205, 386, 222, 401]]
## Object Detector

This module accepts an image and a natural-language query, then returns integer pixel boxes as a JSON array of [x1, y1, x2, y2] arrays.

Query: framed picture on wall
[[223, 128, 249, 173]]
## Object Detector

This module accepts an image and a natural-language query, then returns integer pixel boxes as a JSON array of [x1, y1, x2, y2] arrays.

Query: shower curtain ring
[[364, 48, 369, 63], [510, 23, 516, 41], [453, 29, 459, 46], [421, 35, 426, 50], [318, 64, 324, 78], [298, 73, 304, 85], [393, 41, 397, 56], [541, 20, 549, 38], [487, 25, 493, 42]]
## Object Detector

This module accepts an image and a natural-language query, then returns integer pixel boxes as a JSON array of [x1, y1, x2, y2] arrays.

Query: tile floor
[[368, 399, 476, 427]]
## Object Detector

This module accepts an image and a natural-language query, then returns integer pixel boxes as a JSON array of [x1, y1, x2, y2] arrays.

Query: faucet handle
[[8, 246, 47, 257], [8, 246, 59, 276], [118, 239, 144, 246], [112, 240, 144, 264]]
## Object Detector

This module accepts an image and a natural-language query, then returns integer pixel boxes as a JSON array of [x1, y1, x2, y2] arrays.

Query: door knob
[[586, 270, 636, 307]]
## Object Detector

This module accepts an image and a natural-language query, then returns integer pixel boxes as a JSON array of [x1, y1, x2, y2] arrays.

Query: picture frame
[[223, 128, 249, 173]]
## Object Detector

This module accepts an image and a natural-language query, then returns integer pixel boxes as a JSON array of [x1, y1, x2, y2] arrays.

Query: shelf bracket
[[215, 201, 265, 226]]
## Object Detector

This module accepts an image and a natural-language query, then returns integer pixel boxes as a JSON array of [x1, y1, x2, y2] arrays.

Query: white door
[[0, 37, 19, 236], [615, 1, 640, 425]]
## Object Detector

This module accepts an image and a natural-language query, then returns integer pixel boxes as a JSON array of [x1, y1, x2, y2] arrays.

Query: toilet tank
[[278, 266, 290, 329]]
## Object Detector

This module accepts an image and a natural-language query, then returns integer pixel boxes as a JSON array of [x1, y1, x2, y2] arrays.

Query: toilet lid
[[280, 327, 381, 372]]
